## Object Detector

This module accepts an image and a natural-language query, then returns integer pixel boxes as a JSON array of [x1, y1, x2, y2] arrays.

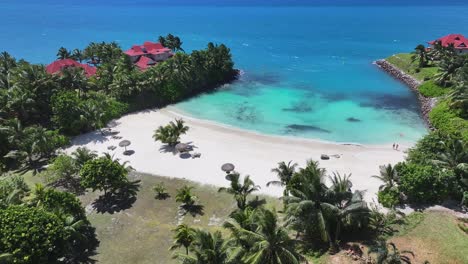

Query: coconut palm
[[0, 253, 13, 264], [175, 230, 229, 264], [71, 147, 97, 168], [225, 209, 303, 264], [57, 47, 71, 60], [433, 137, 468, 171], [372, 164, 399, 191], [72, 49, 84, 63], [267, 161, 297, 196], [219, 173, 260, 210], [435, 54, 465, 87], [448, 86, 468, 118], [411, 44, 428, 68], [368, 240, 414, 264], [170, 224, 196, 255], [175, 185, 197, 207], [153, 119, 189, 146], [0, 51, 17, 89], [285, 160, 368, 250]]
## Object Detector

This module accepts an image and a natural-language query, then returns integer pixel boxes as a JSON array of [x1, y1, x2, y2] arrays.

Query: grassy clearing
[[390, 212, 468, 264], [23, 171, 280, 264], [386, 53, 439, 81], [20, 173, 468, 264]]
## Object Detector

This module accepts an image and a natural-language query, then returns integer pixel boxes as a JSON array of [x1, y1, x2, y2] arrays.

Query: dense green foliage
[[429, 99, 468, 141], [377, 187, 400, 208], [80, 156, 129, 194], [0, 205, 69, 264], [418, 80, 448, 97], [397, 162, 452, 203], [0, 175, 29, 207], [0, 37, 237, 172]]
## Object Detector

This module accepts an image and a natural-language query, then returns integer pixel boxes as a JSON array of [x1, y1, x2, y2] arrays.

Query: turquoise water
[[2, 1, 468, 143]]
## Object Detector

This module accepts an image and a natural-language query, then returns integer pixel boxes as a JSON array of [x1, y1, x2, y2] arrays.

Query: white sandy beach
[[64, 106, 410, 203]]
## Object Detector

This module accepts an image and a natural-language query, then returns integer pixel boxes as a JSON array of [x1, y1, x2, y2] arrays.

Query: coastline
[[374, 59, 436, 129], [65, 106, 409, 203]]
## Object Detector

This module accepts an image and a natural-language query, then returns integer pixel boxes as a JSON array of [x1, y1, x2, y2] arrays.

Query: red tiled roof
[[124, 41, 172, 56], [46, 59, 97, 77], [428, 34, 468, 50], [135, 56, 156, 70]]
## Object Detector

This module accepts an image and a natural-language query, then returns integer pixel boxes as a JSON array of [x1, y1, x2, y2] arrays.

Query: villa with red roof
[[46, 59, 97, 77], [428, 34, 468, 55], [124, 41, 173, 70]]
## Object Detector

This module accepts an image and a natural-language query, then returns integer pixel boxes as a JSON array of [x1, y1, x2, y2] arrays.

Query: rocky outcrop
[[375, 59, 435, 129]]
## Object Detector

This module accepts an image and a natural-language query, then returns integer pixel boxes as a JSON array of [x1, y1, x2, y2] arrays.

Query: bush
[[397, 162, 453, 203], [51, 91, 84, 135], [80, 157, 129, 194], [429, 100, 468, 141], [406, 131, 461, 164], [0, 205, 69, 263], [418, 80, 448, 97], [377, 188, 400, 208]]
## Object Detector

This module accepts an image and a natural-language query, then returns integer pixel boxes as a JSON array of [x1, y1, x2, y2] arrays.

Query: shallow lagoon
[[3, 1, 468, 143]]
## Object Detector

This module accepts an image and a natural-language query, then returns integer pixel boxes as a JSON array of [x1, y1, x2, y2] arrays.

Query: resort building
[[428, 34, 468, 55], [46, 59, 97, 77], [124, 41, 173, 70]]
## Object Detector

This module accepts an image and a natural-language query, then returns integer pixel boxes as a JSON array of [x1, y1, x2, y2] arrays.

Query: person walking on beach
[[396, 144, 399, 151], [392, 143, 395, 150]]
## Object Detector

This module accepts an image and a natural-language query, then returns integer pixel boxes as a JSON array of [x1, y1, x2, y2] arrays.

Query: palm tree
[[372, 164, 399, 191], [267, 161, 297, 196], [72, 49, 84, 63], [219, 173, 260, 210], [175, 185, 197, 207], [170, 224, 196, 255], [0, 51, 17, 89], [0, 253, 13, 264], [285, 160, 368, 250], [448, 86, 468, 118], [433, 137, 468, 181], [175, 230, 229, 264], [225, 209, 303, 264], [435, 54, 465, 87], [57, 47, 71, 60], [153, 119, 189, 146], [411, 44, 428, 68], [71, 147, 97, 168], [368, 240, 414, 264]]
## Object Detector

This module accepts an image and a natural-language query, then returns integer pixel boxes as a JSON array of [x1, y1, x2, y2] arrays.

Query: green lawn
[[386, 53, 439, 81], [390, 212, 468, 264], [21, 172, 468, 264], [24, 172, 280, 264]]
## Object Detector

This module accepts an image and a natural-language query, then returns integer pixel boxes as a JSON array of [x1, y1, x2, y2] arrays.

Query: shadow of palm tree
[[159, 144, 177, 155], [180, 204, 205, 217], [49, 177, 86, 195], [92, 180, 141, 214], [155, 193, 171, 200]]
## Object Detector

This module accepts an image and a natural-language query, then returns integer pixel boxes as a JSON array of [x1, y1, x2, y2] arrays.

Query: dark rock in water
[[286, 124, 331, 133], [321, 154, 330, 160], [346, 117, 361, 122], [282, 101, 313, 113]]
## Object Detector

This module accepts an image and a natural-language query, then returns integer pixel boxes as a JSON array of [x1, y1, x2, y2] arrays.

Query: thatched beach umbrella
[[119, 140, 131, 151], [221, 163, 235, 174], [175, 143, 190, 153]]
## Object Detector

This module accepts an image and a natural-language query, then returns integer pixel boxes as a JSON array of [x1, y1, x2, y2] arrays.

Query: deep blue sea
[[2, 0, 468, 143]]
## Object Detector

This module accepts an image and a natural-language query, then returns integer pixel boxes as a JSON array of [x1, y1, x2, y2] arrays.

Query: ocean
[[2, 0, 468, 143]]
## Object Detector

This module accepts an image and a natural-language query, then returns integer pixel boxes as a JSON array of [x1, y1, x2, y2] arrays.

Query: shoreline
[[166, 106, 382, 148], [374, 59, 436, 129], [65, 106, 410, 203]]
